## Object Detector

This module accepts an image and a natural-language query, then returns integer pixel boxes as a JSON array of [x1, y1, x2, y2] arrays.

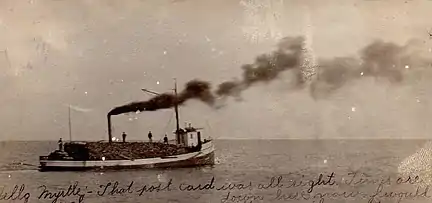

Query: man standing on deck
[[163, 134, 168, 144], [122, 132, 127, 143], [58, 138, 63, 151], [148, 131, 153, 142]]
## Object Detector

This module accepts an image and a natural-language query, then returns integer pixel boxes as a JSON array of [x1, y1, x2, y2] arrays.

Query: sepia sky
[[1, 0, 432, 141]]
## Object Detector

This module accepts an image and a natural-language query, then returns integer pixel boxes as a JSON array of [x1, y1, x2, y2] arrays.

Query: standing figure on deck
[[122, 132, 127, 143], [163, 134, 168, 144], [148, 131, 153, 142], [58, 138, 63, 151]]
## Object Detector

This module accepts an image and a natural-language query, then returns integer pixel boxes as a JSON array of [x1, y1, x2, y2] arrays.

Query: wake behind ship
[[39, 81, 215, 171]]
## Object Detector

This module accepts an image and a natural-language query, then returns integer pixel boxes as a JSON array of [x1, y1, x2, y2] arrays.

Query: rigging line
[[205, 120, 214, 139], [158, 110, 173, 142], [163, 110, 173, 134]]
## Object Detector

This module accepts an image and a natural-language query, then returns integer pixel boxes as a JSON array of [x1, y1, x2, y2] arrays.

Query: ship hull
[[39, 142, 215, 172]]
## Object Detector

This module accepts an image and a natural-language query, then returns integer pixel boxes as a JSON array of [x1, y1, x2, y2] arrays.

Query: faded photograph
[[1, 0, 432, 202]]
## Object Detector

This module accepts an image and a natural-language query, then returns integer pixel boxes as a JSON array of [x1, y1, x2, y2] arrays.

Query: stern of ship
[[39, 142, 89, 171]]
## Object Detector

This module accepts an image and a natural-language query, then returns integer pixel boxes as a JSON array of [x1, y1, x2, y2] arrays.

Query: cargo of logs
[[84, 142, 194, 160]]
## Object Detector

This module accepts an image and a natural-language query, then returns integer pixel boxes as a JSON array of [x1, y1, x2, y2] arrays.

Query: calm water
[[0, 139, 431, 203]]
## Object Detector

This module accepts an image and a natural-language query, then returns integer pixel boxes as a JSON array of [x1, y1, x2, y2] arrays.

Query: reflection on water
[[0, 139, 430, 203]]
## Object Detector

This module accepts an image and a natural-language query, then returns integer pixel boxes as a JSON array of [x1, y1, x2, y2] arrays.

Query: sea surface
[[1, 139, 432, 203]]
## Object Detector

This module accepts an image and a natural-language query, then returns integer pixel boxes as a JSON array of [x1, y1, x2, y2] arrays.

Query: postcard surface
[[1, 0, 432, 202]]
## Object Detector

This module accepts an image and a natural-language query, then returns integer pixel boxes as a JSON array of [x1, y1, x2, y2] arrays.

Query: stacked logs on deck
[[85, 142, 194, 160]]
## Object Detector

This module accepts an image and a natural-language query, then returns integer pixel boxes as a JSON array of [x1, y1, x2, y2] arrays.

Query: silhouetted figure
[[122, 132, 127, 143], [148, 131, 153, 142], [196, 131, 202, 151], [58, 138, 63, 151], [163, 134, 168, 144]]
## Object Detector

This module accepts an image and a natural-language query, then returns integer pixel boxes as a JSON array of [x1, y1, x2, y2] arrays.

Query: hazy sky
[[1, 0, 432, 141]]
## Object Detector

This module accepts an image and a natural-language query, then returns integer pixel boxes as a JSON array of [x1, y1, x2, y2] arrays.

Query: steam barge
[[39, 81, 215, 171]]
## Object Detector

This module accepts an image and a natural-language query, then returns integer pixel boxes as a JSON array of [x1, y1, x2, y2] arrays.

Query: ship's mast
[[173, 79, 181, 144], [141, 79, 182, 145], [68, 105, 72, 141]]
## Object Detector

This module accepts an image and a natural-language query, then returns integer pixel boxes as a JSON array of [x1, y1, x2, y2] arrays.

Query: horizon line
[[0, 137, 431, 142]]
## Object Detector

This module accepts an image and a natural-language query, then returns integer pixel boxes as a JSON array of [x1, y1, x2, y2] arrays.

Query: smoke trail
[[108, 80, 214, 116], [215, 36, 305, 97], [310, 39, 425, 98], [108, 36, 430, 116], [108, 36, 305, 116]]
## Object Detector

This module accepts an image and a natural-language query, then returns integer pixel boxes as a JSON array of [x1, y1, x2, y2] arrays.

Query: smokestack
[[107, 115, 112, 143]]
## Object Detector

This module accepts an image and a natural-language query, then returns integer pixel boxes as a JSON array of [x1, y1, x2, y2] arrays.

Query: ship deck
[[84, 141, 195, 160], [39, 141, 215, 171], [46, 140, 211, 161]]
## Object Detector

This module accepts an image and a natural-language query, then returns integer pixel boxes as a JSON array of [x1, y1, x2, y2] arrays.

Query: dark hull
[[39, 151, 215, 172]]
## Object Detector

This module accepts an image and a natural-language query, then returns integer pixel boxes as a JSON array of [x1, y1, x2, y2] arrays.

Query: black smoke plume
[[108, 36, 430, 116], [108, 36, 305, 116], [309, 39, 428, 98], [108, 80, 214, 116], [215, 36, 305, 98]]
